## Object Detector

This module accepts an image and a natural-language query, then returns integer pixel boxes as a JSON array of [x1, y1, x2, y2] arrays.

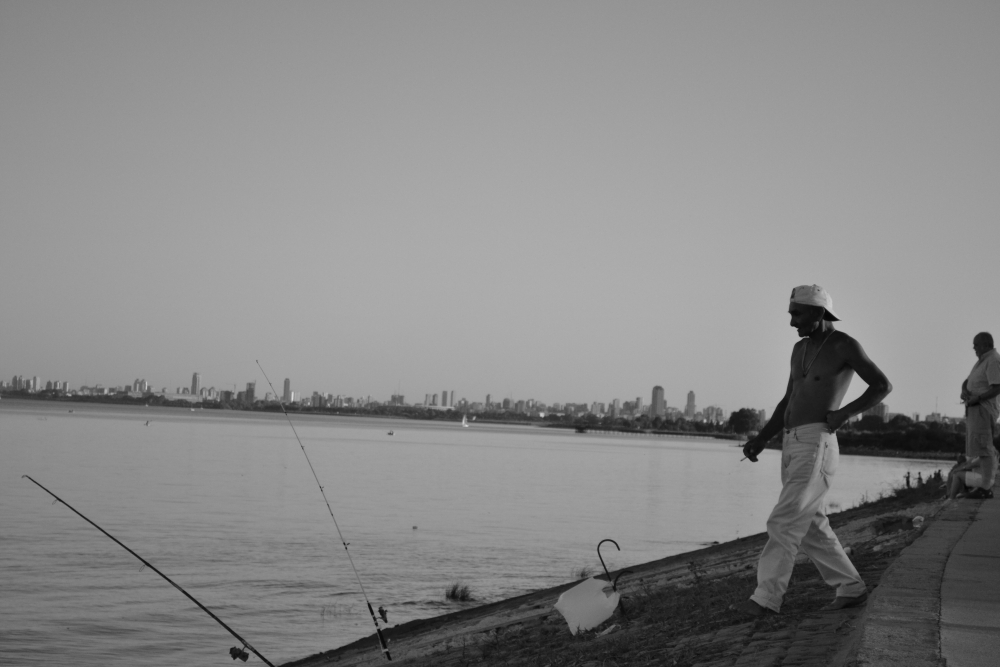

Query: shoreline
[[283, 482, 948, 666]]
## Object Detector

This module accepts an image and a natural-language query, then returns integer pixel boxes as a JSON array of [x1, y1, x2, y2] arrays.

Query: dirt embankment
[[283, 480, 947, 667]]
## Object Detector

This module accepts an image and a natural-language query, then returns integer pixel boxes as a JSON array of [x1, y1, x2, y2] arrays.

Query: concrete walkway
[[853, 493, 999, 666], [940, 496, 1000, 666]]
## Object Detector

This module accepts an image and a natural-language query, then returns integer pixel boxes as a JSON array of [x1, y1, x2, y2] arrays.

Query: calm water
[[0, 399, 945, 666]]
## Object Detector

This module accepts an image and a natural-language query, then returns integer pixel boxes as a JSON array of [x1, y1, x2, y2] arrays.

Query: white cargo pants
[[750, 423, 867, 612], [966, 404, 999, 489]]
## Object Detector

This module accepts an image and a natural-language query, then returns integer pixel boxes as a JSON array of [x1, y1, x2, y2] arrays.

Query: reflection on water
[[0, 399, 946, 666]]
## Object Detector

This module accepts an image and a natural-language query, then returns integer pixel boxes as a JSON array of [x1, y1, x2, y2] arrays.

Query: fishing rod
[[256, 361, 392, 661], [22, 475, 274, 666]]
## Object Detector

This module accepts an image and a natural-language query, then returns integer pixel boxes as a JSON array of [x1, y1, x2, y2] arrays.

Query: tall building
[[651, 386, 665, 417], [486, 394, 492, 408], [635, 397, 643, 415], [191, 373, 201, 396], [685, 391, 696, 418], [449, 390, 454, 407], [245, 381, 256, 404], [283, 378, 291, 403]]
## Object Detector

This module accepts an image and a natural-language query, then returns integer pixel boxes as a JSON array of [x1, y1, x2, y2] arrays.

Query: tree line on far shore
[[4, 390, 985, 455], [555, 408, 979, 456]]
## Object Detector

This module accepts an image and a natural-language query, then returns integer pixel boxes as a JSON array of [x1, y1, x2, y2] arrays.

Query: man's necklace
[[802, 330, 835, 377]]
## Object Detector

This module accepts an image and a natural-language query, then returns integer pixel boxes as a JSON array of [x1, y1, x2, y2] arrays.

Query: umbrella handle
[[613, 569, 634, 619], [597, 539, 620, 586], [613, 569, 633, 591]]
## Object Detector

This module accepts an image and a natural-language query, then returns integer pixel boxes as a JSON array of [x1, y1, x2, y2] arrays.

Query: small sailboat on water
[[461, 415, 469, 428]]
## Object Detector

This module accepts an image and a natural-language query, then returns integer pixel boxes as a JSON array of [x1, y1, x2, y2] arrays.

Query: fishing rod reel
[[229, 645, 250, 662]]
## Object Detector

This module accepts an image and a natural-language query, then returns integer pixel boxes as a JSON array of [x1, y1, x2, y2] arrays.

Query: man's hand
[[956, 456, 981, 473], [743, 438, 766, 462], [826, 409, 849, 432]]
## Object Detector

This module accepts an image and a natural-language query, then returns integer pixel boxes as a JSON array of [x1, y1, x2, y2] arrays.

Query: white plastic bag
[[554, 577, 620, 635]]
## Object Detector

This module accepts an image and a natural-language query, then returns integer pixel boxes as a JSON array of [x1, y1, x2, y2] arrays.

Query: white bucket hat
[[790, 284, 840, 321]]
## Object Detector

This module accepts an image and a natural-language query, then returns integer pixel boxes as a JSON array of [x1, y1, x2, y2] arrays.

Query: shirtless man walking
[[740, 285, 892, 615]]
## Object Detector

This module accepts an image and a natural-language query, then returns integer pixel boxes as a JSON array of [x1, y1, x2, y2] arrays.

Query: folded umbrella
[[554, 539, 631, 635]]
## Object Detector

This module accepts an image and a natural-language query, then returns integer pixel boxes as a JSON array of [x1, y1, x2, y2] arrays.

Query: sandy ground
[[281, 481, 947, 667]]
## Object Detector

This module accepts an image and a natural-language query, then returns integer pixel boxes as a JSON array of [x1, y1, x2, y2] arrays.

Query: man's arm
[[966, 384, 1000, 406], [742, 376, 791, 462], [826, 337, 892, 431]]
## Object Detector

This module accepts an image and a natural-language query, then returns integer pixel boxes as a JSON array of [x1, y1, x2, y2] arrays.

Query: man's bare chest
[[791, 341, 850, 386]]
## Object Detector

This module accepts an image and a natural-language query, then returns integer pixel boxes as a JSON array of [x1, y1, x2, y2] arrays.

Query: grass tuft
[[445, 582, 473, 601]]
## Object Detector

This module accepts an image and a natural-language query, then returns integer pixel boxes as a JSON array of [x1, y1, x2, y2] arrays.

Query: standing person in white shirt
[[960, 332, 1000, 499]]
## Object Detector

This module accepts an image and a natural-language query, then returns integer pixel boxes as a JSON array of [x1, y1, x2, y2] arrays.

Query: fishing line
[[256, 361, 392, 661], [22, 475, 274, 666]]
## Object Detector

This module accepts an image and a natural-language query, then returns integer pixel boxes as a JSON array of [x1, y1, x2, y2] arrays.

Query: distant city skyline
[[8, 371, 941, 428], [2, 369, 925, 426], [1, 368, 732, 412]]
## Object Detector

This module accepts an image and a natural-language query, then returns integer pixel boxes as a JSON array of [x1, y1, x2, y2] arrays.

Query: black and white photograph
[[2, 2, 998, 665]]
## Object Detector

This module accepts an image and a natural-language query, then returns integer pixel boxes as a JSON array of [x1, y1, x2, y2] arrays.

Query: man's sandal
[[821, 591, 868, 611]]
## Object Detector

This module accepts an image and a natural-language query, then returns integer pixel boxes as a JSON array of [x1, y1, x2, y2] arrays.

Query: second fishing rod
[[256, 361, 392, 661]]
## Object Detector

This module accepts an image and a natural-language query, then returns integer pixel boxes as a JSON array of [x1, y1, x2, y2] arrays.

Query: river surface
[[0, 399, 946, 666]]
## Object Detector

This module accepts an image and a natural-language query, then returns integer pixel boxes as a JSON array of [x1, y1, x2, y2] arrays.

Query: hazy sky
[[2, 1, 997, 417]]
